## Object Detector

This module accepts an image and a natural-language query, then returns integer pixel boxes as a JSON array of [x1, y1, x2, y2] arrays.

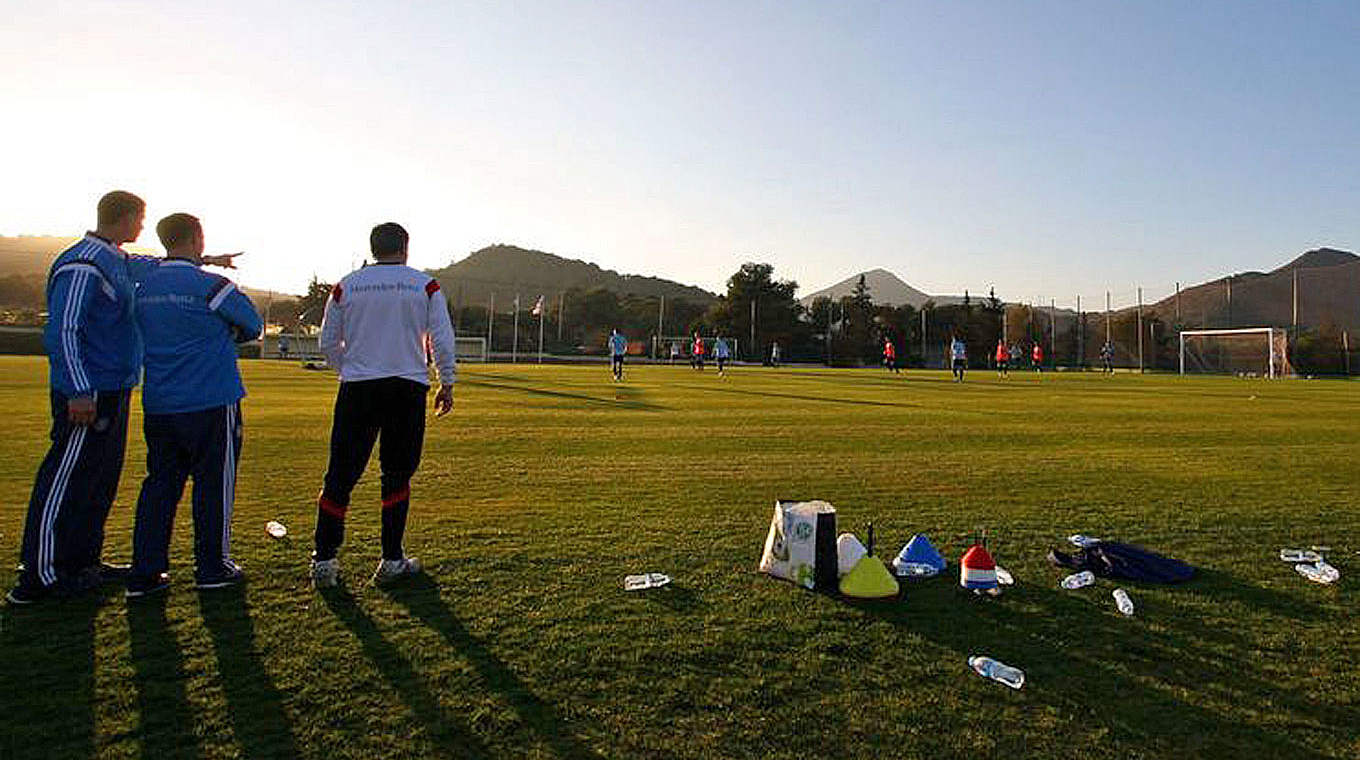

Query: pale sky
[[2, 1, 1356, 308]]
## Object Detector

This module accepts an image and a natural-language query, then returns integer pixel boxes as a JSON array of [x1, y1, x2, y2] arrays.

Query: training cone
[[839, 555, 900, 598], [959, 545, 998, 590], [892, 533, 947, 577], [836, 533, 868, 577]]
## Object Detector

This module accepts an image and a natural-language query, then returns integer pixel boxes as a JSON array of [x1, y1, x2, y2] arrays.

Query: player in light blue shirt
[[714, 335, 731, 375], [950, 335, 968, 382], [609, 329, 627, 381]]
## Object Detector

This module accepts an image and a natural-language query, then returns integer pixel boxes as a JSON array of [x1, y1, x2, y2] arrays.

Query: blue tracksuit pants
[[130, 403, 242, 583], [17, 389, 131, 591]]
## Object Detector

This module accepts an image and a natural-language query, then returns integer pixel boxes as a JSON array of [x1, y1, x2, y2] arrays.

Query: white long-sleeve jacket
[[318, 263, 456, 386]]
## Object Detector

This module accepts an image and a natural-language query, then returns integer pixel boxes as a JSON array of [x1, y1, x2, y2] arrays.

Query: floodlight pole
[[1137, 287, 1144, 373], [512, 294, 520, 363], [1174, 282, 1181, 324], [1105, 291, 1111, 344], [557, 292, 565, 342], [750, 298, 757, 361], [487, 292, 495, 362], [537, 304, 545, 364], [919, 308, 926, 368], [1292, 268, 1299, 342], [657, 295, 665, 359], [1049, 299, 1056, 366], [1076, 294, 1082, 368], [1179, 332, 1185, 375], [1344, 331, 1351, 376]]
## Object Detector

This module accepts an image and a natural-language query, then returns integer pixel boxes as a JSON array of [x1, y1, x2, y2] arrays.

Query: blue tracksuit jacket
[[135, 259, 263, 415], [44, 233, 160, 396]]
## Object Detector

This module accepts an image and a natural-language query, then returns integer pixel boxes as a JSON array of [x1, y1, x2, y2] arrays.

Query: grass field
[[1, 355, 1357, 759]]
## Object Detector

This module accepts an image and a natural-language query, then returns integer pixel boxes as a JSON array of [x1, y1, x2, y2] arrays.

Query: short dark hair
[[370, 223, 409, 258], [156, 213, 202, 250], [97, 190, 145, 226]]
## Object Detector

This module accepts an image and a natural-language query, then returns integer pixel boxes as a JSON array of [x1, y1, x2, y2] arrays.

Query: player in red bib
[[1031, 342, 1043, 372], [995, 340, 1010, 377], [882, 338, 900, 374], [691, 333, 705, 371]]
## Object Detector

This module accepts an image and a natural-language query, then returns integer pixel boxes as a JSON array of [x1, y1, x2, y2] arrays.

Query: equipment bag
[[759, 500, 838, 591], [1048, 541, 1195, 584]]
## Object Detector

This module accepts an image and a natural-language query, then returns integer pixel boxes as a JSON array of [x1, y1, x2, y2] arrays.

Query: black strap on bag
[[1049, 541, 1195, 584]]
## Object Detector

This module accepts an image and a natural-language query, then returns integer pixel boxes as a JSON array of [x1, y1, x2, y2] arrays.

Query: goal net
[[1179, 328, 1293, 378], [454, 336, 488, 362]]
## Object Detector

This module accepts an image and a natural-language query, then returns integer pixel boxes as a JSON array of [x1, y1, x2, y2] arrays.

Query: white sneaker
[[372, 557, 422, 585], [311, 558, 340, 589]]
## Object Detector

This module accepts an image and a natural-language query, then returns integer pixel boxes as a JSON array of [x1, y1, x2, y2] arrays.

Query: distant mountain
[[426, 244, 718, 306], [0, 236, 77, 277], [1148, 248, 1360, 331], [800, 268, 965, 308], [0, 235, 299, 310]]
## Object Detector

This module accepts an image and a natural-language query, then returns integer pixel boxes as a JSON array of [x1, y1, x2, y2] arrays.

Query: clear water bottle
[[968, 655, 1024, 689], [624, 572, 672, 591], [1069, 534, 1101, 548], [1113, 588, 1134, 615], [265, 520, 287, 539], [1060, 570, 1095, 589], [1296, 562, 1339, 584]]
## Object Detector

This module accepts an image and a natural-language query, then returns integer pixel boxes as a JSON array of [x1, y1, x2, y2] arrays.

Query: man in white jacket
[[311, 223, 456, 587]]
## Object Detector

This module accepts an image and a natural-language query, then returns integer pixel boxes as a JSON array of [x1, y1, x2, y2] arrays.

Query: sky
[[2, 0, 1356, 308]]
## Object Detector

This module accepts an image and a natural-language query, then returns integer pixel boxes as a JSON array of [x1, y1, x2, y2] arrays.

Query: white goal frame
[[454, 336, 488, 363], [1179, 327, 1290, 378]]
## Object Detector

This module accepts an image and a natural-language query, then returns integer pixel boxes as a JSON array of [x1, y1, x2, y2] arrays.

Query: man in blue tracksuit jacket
[[9, 192, 159, 603], [126, 213, 262, 597]]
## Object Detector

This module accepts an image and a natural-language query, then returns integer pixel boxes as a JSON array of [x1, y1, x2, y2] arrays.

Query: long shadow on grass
[[0, 598, 99, 760], [198, 587, 300, 759], [320, 587, 492, 757], [385, 576, 605, 759], [460, 378, 668, 411], [127, 596, 201, 760], [674, 383, 924, 410], [855, 580, 1339, 758]]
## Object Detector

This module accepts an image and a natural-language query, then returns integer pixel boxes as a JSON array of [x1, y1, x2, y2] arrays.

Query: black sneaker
[[196, 563, 245, 590], [125, 573, 171, 599], [6, 583, 55, 605]]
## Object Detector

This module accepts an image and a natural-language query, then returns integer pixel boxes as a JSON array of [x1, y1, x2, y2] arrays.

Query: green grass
[[1, 355, 1357, 759]]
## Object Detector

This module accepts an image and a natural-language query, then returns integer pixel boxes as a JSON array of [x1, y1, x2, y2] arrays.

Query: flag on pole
[[531, 294, 544, 317]]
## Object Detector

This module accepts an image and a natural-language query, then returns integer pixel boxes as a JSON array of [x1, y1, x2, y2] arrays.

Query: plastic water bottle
[[968, 656, 1024, 689], [994, 566, 1015, 586], [265, 520, 287, 539], [1069, 534, 1101, 548], [624, 572, 672, 591], [1113, 588, 1134, 616], [1296, 562, 1339, 584], [1060, 570, 1095, 589], [1279, 548, 1322, 563]]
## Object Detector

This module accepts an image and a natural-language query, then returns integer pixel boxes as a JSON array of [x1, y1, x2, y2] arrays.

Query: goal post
[[1178, 328, 1292, 378], [454, 336, 488, 363]]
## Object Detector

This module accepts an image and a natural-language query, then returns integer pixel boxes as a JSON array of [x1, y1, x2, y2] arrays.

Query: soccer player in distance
[[714, 334, 731, 376], [126, 214, 262, 597], [1031, 341, 1044, 372], [995, 339, 1010, 378], [883, 337, 900, 374], [9, 191, 238, 605], [950, 335, 967, 382], [691, 332, 706, 371], [609, 329, 627, 381], [311, 223, 456, 588]]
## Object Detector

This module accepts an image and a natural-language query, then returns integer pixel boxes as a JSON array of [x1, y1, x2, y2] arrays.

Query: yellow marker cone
[[839, 554, 900, 598]]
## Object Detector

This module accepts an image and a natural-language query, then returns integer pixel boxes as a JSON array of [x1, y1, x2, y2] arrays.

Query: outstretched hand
[[203, 252, 244, 268], [434, 384, 454, 417]]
